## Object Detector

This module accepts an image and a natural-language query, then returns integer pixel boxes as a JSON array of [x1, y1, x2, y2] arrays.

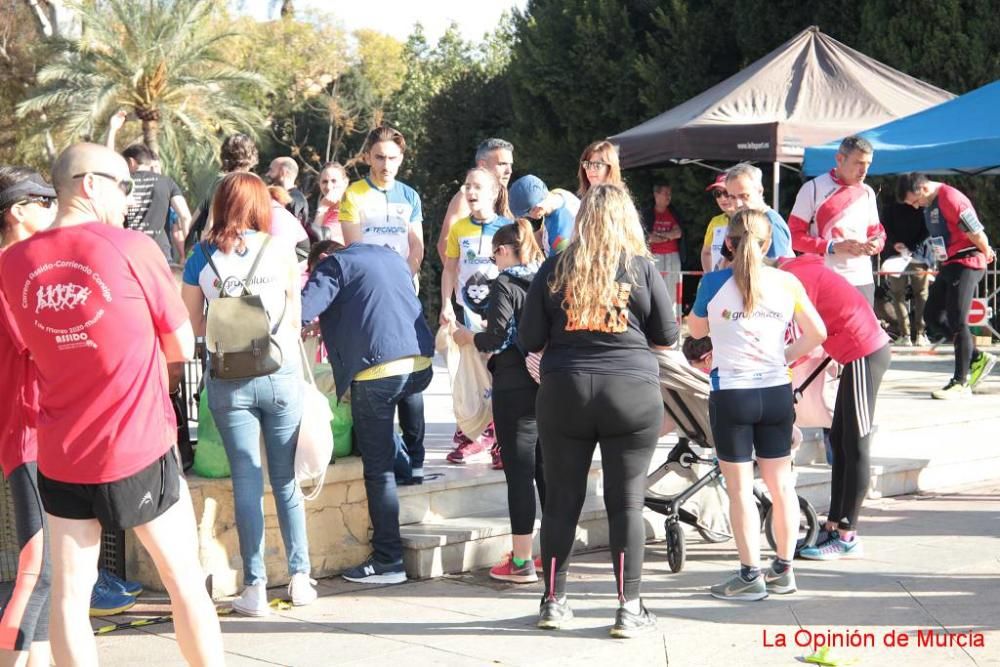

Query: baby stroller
[[644, 350, 820, 573]]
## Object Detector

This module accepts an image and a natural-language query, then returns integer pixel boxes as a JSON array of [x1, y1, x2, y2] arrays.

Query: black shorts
[[709, 384, 795, 463], [37, 450, 181, 530]]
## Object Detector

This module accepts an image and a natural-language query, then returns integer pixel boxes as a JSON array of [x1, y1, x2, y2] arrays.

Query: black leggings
[[0, 462, 51, 651], [924, 263, 984, 383], [536, 371, 662, 602], [828, 344, 891, 531], [492, 385, 545, 536]]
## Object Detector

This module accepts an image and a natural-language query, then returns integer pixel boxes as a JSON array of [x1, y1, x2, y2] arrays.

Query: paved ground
[[95, 480, 1000, 666]]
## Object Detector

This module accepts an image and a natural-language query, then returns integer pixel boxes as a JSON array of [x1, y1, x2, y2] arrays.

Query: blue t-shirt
[[764, 208, 794, 259], [542, 205, 575, 257]]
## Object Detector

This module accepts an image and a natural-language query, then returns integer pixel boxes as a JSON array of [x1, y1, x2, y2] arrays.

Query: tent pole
[[772, 161, 781, 211]]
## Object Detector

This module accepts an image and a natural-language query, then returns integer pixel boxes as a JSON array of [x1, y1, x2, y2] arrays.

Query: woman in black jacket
[[454, 218, 546, 584], [519, 184, 679, 638]]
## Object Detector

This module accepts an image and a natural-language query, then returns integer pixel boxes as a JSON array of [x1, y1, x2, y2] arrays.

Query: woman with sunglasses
[[440, 167, 512, 466], [453, 219, 546, 583], [0, 166, 57, 667], [519, 184, 678, 638], [701, 173, 737, 273], [577, 140, 624, 197]]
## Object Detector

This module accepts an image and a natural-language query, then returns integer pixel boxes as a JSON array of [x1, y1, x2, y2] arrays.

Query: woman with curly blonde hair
[[519, 184, 678, 638]]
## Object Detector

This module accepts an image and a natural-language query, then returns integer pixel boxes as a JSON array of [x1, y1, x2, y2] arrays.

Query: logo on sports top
[[19, 261, 112, 351], [721, 308, 784, 321], [35, 283, 92, 313]]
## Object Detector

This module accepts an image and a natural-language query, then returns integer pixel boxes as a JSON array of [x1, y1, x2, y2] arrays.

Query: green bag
[[192, 391, 231, 478], [330, 398, 353, 459]]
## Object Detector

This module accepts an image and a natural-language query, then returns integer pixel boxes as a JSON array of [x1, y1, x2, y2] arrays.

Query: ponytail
[[493, 218, 544, 266], [726, 209, 772, 315]]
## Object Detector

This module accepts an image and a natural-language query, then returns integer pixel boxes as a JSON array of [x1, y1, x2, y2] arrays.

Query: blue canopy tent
[[803, 79, 1000, 176]]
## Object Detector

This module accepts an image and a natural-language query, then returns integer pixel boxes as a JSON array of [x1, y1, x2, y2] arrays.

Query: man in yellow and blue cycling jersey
[[341, 125, 424, 277]]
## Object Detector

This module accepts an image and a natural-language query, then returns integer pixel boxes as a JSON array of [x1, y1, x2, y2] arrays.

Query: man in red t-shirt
[[896, 173, 997, 399], [645, 183, 684, 304], [0, 144, 224, 666]]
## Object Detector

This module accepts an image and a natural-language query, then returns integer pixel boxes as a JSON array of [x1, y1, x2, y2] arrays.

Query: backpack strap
[[200, 236, 272, 298], [243, 235, 272, 289]]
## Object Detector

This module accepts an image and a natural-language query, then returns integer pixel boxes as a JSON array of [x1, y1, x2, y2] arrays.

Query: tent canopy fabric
[[802, 79, 1000, 177], [610, 26, 953, 168]]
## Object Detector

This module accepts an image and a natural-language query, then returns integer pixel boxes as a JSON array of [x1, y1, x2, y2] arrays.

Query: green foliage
[[17, 0, 265, 194]]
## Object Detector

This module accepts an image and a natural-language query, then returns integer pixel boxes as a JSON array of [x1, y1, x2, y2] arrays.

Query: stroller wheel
[[763, 495, 819, 554], [665, 521, 686, 573]]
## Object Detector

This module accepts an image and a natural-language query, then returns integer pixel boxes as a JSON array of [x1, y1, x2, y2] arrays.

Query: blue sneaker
[[341, 555, 407, 585], [90, 578, 137, 616], [99, 568, 143, 596], [798, 533, 864, 560]]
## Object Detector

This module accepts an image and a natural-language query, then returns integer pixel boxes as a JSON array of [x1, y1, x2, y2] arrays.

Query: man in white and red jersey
[[897, 173, 997, 399], [789, 136, 885, 304], [0, 144, 224, 666]]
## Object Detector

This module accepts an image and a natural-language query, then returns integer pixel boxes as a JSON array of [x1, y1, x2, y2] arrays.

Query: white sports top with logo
[[182, 231, 300, 352], [692, 266, 808, 391]]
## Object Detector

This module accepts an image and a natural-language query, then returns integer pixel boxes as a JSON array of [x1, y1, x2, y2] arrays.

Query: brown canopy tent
[[609, 26, 953, 207]]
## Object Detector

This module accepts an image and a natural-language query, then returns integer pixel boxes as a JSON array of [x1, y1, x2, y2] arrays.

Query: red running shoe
[[490, 441, 503, 470], [446, 439, 486, 464], [489, 552, 538, 583]]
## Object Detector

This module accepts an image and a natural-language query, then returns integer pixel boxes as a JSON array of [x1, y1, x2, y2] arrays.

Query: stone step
[[398, 458, 600, 526], [401, 496, 650, 579]]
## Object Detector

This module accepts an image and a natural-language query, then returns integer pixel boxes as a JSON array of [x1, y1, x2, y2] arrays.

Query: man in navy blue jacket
[[302, 242, 434, 584]]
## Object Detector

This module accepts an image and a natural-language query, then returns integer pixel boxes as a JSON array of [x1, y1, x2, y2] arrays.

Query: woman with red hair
[[181, 172, 316, 616]]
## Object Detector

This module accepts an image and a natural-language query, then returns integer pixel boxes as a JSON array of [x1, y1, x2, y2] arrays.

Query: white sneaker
[[288, 573, 318, 606], [914, 334, 931, 347], [232, 582, 270, 617]]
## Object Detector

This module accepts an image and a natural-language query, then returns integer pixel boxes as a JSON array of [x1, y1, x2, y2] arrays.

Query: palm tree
[[17, 0, 266, 161]]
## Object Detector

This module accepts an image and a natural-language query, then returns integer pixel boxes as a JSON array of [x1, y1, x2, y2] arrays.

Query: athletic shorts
[[0, 462, 50, 651], [709, 384, 795, 463], [37, 450, 181, 530]]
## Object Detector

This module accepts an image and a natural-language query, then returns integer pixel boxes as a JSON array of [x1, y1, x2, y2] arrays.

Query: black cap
[[0, 174, 57, 210]]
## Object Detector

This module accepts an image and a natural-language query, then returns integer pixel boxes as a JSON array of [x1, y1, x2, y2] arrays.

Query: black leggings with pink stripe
[[536, 371, 662, 602], [0, 462, 51, 652]]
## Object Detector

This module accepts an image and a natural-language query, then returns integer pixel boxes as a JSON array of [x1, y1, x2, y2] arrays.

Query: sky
[[237, 0, 528, 43]]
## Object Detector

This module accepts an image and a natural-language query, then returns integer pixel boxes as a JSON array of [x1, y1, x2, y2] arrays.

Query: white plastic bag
[[295, 339, 334, 500], [435, 324, 493, 440]]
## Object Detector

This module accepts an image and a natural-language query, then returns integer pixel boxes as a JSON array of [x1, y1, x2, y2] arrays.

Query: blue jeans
[[350, 366, 433, 563], [206, 362, 309, 586]]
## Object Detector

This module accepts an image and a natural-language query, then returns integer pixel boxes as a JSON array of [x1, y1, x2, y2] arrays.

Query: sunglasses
[[713, 190, 731, 199], [581, 160, 609, 171], [18, 196, 55, 209], [72, 172, 134, 196], [490, 244, 512, 264]]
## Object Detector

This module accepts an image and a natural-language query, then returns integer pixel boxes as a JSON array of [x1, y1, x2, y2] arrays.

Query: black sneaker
[[537, 595, 573, 630], [610, 603, 658, 639], [341, 555, 407, 585]]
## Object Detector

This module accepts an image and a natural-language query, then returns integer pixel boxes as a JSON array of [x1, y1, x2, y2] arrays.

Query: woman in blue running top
[[688, 209, 826, 601]]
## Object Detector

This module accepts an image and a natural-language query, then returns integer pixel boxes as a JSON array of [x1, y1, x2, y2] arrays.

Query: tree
[[17, 0, 265, 163]]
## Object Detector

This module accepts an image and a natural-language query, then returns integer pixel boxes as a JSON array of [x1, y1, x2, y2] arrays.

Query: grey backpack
[[202, 237, 284, 380]]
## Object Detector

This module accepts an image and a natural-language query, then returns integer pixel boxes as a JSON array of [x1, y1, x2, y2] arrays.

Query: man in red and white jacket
[[789, 136, 886, 304]]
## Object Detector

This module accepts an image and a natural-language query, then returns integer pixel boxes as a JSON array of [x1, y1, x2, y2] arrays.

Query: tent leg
[[772, 161, 781, 212]]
